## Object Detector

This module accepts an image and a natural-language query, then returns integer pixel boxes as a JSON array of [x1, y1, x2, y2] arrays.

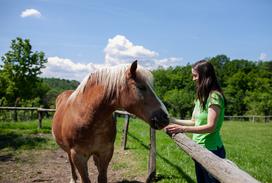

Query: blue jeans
[[194, 146, 226, 183]]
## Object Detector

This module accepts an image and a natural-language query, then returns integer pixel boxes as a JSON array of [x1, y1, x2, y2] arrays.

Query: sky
[[0, 0, 271, 81]]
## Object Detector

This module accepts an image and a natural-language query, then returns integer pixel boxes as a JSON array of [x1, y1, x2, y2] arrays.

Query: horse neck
[[79, 81, 118, 119]]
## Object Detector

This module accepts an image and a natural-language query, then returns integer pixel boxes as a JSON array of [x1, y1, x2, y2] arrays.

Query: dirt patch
[[0, 148, 145, 183]]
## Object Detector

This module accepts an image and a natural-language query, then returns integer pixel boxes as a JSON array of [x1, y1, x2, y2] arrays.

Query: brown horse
[[52, 60, 169, 183]]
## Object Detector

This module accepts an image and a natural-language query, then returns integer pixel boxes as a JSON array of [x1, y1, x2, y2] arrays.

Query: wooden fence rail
[[225, 115, 272, 123], [0, 107, 262, 182], [0, 107, 56, 128]]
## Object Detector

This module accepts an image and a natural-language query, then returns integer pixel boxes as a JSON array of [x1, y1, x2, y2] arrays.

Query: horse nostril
[[161, 112, 168, 121], [150, 109, 169, 129]]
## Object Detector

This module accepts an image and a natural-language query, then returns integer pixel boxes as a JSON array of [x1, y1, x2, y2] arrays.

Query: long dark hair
[[192, 60, 224, 108]]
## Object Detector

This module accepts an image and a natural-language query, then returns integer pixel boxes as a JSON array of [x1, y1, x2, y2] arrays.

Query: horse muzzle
[[149, 109, 169, 130]]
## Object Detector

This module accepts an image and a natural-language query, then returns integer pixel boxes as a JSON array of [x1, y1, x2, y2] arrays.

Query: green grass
[[0, 119, 57, 152], [222, 121, 272, 183], [0, 118, 271, 183], [0, 119, 52, 133]]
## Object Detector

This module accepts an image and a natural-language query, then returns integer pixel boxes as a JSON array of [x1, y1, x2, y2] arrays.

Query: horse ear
[[130, 60, 137, 78]]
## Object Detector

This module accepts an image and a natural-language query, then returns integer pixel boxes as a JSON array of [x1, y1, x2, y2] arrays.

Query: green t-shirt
[[192, 91, 225, 150]]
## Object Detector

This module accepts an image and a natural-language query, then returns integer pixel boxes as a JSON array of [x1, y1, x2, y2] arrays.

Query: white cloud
[[21, 9, 41, 18], [104, 35, 158, 68], [155, 57, 184, 68], [104, 35, 184, 69], [41, 35, 184, 81], [259, 53, 268, 61], [41, 57, 103, 81]]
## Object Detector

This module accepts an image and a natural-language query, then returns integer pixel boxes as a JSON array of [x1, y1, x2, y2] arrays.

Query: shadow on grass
[[0, 132, 48, 150], [117, 180, 143, 183], [127, 132, 195, 183], [0, 153, 14, 162]]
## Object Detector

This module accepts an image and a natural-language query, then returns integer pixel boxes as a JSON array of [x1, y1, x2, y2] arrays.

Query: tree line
[[153, 55, 272, 118], [0, 38, 271, 117]]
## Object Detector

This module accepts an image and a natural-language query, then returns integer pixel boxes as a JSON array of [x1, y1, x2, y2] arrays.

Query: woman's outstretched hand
[[164, 124, 186, 134]]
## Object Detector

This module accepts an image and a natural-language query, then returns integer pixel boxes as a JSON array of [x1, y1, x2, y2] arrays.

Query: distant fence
[[0, 107, 55, 128], [1, 106, 270, 123], [0, 107, 263, 182], [225, 115, 272, 123]]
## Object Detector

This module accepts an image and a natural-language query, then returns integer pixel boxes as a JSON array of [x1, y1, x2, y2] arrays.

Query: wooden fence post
[[112, 112, 117, 123], [38, 111, 43, 129], [121, 114, 130, 150], [13, 109, 18, 122], [146, 127, 156, 183]]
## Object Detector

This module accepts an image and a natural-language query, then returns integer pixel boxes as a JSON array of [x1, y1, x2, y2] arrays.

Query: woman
[[165, 60, 226, 183]]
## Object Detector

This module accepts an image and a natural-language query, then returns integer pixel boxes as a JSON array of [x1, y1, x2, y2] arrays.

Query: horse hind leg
[[70, 149, 90, 183], [68, 152, 78, 183]]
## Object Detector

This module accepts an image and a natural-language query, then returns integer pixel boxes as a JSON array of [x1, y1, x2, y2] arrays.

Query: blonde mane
[[68, 64, 154, 102]]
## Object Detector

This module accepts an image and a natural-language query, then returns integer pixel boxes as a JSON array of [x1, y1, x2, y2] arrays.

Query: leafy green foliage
[[153, 65, 195, 118], [0, 37, 48, 106], [164, 89, 194, 118], [153, 55, 272, 116], [0, 37, 79, 108], [41, 78, 79, 108]]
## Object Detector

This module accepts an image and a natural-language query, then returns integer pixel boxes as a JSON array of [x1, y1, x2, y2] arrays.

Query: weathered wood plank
[[146, 127, 156, 183], [38, 111, 43, 129], [37, 108, 56, 112], [0, 107, 37, 110], [121, 114, 130, 150]]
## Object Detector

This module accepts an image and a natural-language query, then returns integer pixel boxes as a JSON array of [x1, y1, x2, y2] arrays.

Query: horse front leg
[[70, 149, 90, 183], [93, 146, 114, 183]]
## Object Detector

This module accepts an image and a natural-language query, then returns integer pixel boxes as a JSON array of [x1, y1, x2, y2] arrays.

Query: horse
[[52, 60, 169, 183]]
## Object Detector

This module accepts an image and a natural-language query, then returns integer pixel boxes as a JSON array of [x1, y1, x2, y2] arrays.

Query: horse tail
[[52, 90, 74, 141]]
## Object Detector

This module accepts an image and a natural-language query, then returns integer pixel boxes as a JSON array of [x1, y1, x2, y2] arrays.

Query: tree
[[41, 78, 79, 108], [0, 37, 48, 106], [209, 54, 230, 87], [153, 67, 172, 99], [244, 73, 272, 116], [163, 89, 194, 119]]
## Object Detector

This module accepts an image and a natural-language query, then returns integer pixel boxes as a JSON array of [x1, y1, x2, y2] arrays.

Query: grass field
[[0, 118, 271, 183]]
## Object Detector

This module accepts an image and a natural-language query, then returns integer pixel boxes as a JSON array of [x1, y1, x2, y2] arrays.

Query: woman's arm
[[165, 117, 195, 134], [165, 105, 220, 134], [170, 118, 195, 126], [184, 105, 220, 133]]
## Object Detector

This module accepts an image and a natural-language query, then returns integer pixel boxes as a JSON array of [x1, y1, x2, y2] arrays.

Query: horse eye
[[138, 85, 147, 91]]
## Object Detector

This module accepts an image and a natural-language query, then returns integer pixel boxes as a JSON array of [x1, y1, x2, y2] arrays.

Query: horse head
[[119, 60, 169, 130]]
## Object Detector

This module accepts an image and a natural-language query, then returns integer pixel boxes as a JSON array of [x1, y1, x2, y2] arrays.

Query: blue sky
[[0, 0, 271, 81]]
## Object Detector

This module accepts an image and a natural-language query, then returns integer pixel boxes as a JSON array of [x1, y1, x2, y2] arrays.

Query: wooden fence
[[225, 115, 272, 123], [0, 107, 55, 128], [0, 107, 261, 182]]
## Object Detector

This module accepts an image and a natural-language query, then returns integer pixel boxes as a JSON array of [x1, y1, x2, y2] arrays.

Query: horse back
[[55, 90, 74, 109]]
